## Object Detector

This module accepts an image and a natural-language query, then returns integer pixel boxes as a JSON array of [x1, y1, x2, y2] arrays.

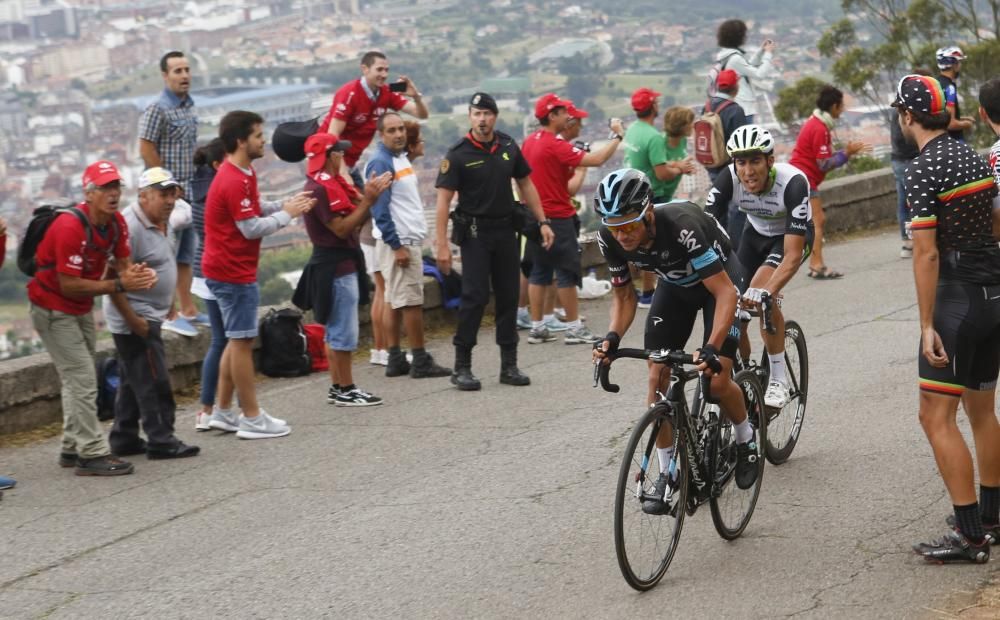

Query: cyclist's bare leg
[[920, 391, 977, 505], [749, 265, 786, 357], [648, 362, 673, 449], [712, 356, 748, 426], [962, 388, 1000, 488]]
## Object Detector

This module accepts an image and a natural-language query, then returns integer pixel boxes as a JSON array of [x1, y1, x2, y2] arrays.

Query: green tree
[[818, 0, 1000, 112], [774, 77, 828, 125], [259, 277, 293, 307]]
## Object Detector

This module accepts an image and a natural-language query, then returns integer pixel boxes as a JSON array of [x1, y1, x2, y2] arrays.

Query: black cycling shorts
[[919, 280, 1000, 396], [644, 253, 745, 359], [738, 226, 813, 278]]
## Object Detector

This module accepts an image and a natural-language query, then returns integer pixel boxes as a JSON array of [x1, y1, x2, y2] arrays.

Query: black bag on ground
[[18, 201, 119, 277], [258, 308, 312, 377], [272, 117, 320, 163], [96, 356, 120, 421]]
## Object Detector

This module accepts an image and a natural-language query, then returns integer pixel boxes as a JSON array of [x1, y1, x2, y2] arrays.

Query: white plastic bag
[[578, 274, 612, 299], [169, 197, 193, 231]]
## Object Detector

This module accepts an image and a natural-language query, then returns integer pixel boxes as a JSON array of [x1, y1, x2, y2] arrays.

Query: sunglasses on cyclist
[[603, 205, 650, 232]]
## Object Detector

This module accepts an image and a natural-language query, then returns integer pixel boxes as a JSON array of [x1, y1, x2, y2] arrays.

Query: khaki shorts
[[376, 241, 424, 309]]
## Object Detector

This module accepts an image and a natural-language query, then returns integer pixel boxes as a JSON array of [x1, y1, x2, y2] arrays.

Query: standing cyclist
[[895, 74, 1000, 563], [705, 125, 814, 410], [592, 169, 761, 514]]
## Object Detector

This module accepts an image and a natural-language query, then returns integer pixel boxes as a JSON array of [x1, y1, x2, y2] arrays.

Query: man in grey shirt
[[105, 167, 200, 459]]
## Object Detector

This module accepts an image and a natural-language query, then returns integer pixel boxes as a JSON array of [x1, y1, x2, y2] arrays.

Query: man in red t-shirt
[[201, 110, 315, 440], [319, 50, 428, 180], [521, 94, 625, 345], [28, 160, 158, 476], [788, 84, 870, 279]]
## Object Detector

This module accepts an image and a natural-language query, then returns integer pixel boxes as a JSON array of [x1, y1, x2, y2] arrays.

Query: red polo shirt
[[521, 129, 586, 219], [27, 203, 130, 315], [201, 160, 263, 284], [318, 79, 408, 168], [788, 115, 831, 190]]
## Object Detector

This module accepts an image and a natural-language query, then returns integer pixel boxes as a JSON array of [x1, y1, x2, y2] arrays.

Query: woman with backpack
[[715, 19, 777, 124], [189, 139, 228, 432]]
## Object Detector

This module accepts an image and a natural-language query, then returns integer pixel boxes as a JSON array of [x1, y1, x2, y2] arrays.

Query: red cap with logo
[[630, 87, 661, 112], [82, 160, 122, 188], [304, 133, 352, 175], [567, 103, 589, 119], [534, 93, 572, 120], [716, 69, 739, 90]]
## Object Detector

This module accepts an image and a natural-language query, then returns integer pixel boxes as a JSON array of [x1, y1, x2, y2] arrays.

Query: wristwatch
[[114, 278, 125, 293], [539, 219, 552, 227], [612, 134, 623, 141]]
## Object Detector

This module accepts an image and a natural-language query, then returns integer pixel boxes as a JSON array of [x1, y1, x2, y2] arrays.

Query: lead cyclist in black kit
[[705, 125, 814, 410], [592, 169, 762, 515]]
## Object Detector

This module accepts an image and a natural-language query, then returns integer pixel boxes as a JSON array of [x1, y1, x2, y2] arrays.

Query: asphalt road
[[0, 230, 996, 619]]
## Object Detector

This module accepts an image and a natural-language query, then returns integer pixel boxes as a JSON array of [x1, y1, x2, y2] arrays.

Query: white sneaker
[[207, 407, 240, 432], [764, 380, 790, 409], [370, 349, 389, 366], [195, 411, 212, 431], [236, 411, 291, 439]]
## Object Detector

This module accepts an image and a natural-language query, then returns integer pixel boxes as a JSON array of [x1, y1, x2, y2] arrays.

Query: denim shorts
[[206, 279, 259, 339], [326, 272, 359, 351], [175, 227, 197, 265]]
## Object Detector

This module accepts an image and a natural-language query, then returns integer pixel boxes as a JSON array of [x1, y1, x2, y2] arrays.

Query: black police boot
[[499, 346, 530, 386], [385, 347, 411, 377], [410, 349, 451, 379], [451, 346, 481, 391]]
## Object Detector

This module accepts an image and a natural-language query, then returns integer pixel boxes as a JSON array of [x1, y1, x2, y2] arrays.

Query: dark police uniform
[[436, 129, 531, 351]]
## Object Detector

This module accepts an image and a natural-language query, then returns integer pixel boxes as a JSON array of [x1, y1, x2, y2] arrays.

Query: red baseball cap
[[534, 93, 572, 120], [567, 103, 589, 119], [82, 160, 122, 188], [716, 69, 739, 90], [304, 133, 352, 175], [630, 87, 661, 112]]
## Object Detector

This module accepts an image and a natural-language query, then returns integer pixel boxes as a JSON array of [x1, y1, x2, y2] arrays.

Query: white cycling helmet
[[936, 46, 966, 69], [726, 124, 775, 158]]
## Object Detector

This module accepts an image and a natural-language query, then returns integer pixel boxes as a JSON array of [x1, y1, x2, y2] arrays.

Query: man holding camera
[[319, 51, 428, 183], [521, 94, 625, 346]]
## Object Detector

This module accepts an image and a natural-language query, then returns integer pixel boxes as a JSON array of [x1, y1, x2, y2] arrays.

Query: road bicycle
[[738, 292, 809, 465], [596, 348, 766, 591]]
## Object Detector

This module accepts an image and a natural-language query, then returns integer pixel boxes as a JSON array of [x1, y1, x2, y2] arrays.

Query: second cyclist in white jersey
[[705, 125, 814, 409]]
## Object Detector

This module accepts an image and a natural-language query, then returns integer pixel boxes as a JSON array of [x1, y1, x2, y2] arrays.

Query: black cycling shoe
[[642, 471, 679, 516], [944, 514, 1000, 545], [913, 529, 991, 564], [735, 441, 760, 490]]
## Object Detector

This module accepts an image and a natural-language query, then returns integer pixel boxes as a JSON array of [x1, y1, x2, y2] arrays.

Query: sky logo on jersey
[[677, 229, 701, 252]]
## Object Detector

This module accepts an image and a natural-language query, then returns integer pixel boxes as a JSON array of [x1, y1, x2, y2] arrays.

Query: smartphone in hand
[[389, 81, 407, 93]]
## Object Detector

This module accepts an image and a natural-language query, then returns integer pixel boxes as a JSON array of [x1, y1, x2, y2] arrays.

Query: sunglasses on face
[[603, 205, 649, 232]]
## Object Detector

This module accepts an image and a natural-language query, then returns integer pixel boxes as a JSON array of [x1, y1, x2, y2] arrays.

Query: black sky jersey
[[906, 134, 1000, 284], [937, 74, 964, 141], [598, 202, 733, 288], [434, 130, 531, 218]]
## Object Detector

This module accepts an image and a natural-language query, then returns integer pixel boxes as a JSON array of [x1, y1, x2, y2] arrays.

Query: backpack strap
[[714, 99, 735, 114]]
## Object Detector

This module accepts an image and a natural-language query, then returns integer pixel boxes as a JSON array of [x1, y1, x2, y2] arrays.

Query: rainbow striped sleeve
[[909, 215, 937, 230], [937, 177, 996, 203]]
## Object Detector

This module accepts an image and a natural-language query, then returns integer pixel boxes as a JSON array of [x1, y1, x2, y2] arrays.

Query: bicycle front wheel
[[763, 320, 809, 465], [613, 402, 689, 591], [709, 369, 766, 540]]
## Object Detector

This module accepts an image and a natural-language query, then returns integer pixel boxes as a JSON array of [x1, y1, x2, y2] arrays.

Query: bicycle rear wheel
[[709, 370, 766, 540], [762, 320, 809, 465], [613, 402, 689, 591]]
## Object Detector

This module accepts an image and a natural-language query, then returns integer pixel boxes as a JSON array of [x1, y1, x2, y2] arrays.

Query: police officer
[[435, 92, 554, 391]]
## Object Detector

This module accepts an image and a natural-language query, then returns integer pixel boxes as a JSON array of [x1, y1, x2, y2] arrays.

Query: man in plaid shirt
[[139, 50, 204, 337]]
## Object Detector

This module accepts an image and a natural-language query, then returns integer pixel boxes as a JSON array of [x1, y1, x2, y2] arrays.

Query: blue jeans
[[175, 227, 198, 265], [891, 159, 911, 240], [206, 280, 260, 339], [199, 298, 227, 408], [326, 272, 360, 351]]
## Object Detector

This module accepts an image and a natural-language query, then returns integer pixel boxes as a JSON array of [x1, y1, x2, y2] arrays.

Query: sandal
[[808, 266, 844, 280]]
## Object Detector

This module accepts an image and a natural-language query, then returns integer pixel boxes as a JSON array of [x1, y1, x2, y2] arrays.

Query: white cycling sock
[[657, 447, 675, 475], [734, 418, 754, 444], [768, 352, 787, 384], [543, 313, 556, 324], [532, 320, 545, 330], [565, 319, 582, 329]]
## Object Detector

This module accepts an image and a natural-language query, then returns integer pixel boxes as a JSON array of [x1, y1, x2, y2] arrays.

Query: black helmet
[[594, 168, 652, 221]]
